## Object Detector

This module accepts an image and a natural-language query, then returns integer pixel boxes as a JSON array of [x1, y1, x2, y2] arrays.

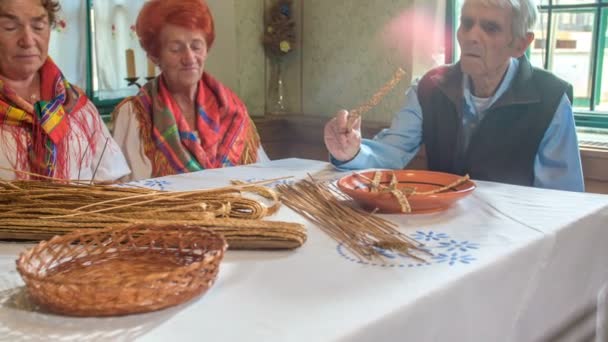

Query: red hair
[[136, 0, 215, 59]]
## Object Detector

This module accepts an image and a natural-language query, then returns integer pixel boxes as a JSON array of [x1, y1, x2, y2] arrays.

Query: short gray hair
[[463, 0, 539, 39]]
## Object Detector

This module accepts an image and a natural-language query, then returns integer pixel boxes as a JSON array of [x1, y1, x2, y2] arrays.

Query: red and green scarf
[[123, 72, 260, 177], [0, 58, 93, 179]]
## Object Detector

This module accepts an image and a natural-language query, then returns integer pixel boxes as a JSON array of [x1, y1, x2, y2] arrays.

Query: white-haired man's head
[[463, 0, 538, 40], [457, 0, 537, 96]]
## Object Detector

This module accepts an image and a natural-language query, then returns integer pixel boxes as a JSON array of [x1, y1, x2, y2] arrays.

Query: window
[[87, 0, 148, 117], [450, 0, 608, 129], [49, 0, 148, 119]]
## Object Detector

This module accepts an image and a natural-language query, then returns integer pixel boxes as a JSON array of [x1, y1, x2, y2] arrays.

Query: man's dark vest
[[416, 56, 573, 186]]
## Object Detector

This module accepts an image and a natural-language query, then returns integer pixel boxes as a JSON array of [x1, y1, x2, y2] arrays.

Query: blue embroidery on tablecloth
[[244, 178, 295, 188], [437, 240, 479, 252], [141, 179, 171, 190], [412, 231, 450, 242], [337, 231, 481, 268], [433, 252, 476, 266], [336, 244, 431, 268], [115, 179, 172, 191]]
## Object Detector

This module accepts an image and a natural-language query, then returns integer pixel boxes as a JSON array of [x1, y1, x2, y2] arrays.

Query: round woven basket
[[16, 224, 227, 317]]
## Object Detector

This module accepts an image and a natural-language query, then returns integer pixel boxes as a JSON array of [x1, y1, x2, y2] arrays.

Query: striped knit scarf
[[0, 58, 89, 178], [125, 72, 260, 177]]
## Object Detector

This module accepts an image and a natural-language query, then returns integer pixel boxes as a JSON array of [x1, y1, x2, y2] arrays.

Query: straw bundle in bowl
[[16, 224, 227, 317]]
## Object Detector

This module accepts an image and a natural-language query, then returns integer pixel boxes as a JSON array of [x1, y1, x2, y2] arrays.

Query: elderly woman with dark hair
[[112, 0, 267, 181], [0, 0, 130, 181]]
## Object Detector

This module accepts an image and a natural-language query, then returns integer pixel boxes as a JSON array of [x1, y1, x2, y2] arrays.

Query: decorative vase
[[267, 59, 287, 114]]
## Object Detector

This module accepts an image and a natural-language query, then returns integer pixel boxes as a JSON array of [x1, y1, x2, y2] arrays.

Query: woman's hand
[[323, 110, 362, 162]]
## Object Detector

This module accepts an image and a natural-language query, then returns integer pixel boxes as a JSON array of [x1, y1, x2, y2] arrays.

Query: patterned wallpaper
[[301, 0, 414, 123], [235, 0, 266, 116], [232, 0, 417, 121]]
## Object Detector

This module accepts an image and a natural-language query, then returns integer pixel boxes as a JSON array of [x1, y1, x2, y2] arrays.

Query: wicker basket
[[16, 224, 227, 317]]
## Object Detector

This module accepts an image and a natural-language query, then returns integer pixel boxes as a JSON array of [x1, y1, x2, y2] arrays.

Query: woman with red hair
[[112, 0, 267, 181], [0, 0, 130, 181]]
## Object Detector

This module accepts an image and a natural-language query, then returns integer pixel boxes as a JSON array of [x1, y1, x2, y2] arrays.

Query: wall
[[213, 0, 422, 120], [235, 1, 267, 116], [301, 0, 415, 122], [217, 0, 421, 120], [205, 0, 267, 116], [205, 0, 266, 116], [206, 0, 239, 91]]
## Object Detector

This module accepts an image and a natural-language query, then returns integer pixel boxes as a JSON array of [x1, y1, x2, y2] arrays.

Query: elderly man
[[324, 0, 584, 192]]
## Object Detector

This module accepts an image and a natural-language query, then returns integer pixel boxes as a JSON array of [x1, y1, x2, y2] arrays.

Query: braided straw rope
[[16, 224, 227, 316], [2, 218, 307, 249], [354, 172, 471, 213], [346, 67, 407, 131], [0, 180, 306, 249]]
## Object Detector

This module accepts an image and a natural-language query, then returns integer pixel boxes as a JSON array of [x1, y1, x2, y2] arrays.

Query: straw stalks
[[277, 178, 428, 261]]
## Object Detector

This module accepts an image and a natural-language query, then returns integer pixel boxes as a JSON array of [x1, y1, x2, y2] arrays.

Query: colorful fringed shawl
[[119, 72, 260, 177], [0, 59, 95, 179]]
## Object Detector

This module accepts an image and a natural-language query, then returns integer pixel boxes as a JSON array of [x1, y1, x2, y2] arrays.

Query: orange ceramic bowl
[[337, 170, 476, 214]]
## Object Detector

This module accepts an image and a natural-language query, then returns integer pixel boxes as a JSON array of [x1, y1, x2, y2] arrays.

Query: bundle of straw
[[0, 179, 306, 249], [277, 178, 428, 261]]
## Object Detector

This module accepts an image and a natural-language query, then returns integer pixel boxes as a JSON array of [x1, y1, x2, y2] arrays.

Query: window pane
[[554, 0, 598, 4], [530, 12, 549, 69], [595, 9, 608, 110], [453, 0, 465, 61], [548, 11, 595, 109], [92, 0, 147, 100]]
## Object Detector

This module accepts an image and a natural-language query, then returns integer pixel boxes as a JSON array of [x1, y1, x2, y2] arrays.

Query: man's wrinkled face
[[457, 2, 525, 79]]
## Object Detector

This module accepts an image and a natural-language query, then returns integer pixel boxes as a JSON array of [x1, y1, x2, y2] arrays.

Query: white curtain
[[92, 0, 147, 100], [48, 0, 87, 89]]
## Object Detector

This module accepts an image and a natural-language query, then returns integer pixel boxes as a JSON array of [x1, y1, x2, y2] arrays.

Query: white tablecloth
[[1, 158, 607, 342]]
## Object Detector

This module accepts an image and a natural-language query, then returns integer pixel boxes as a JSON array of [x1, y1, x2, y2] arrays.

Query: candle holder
[[145, 76, 155, 82], [125, 77, 142, 89]]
